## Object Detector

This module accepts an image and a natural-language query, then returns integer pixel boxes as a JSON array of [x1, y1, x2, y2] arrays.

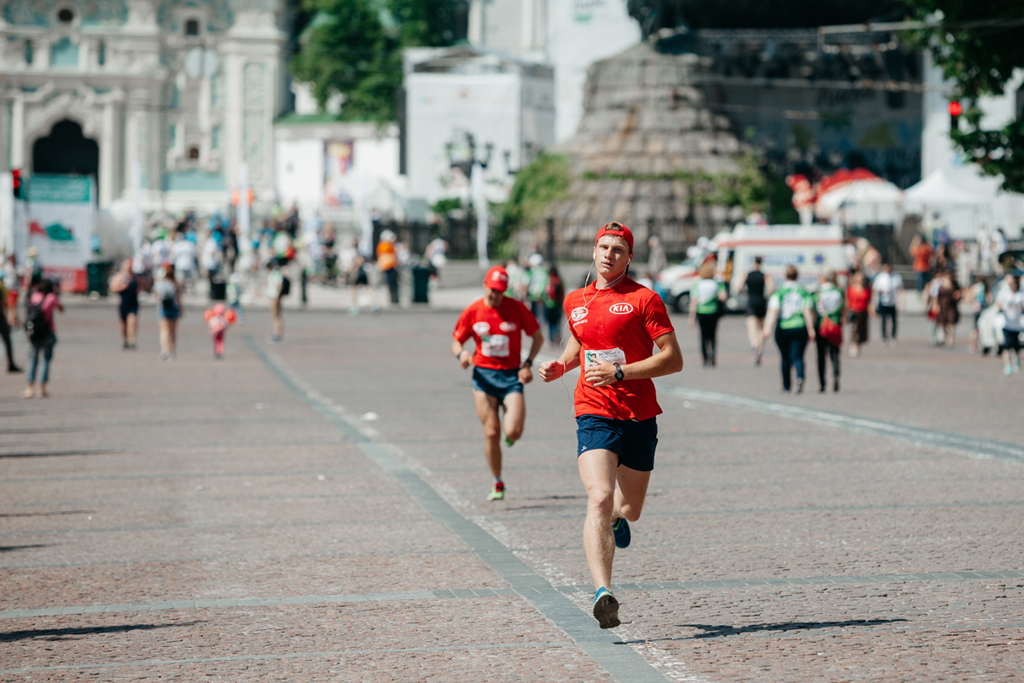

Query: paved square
[[1, 302, 1022, 681]]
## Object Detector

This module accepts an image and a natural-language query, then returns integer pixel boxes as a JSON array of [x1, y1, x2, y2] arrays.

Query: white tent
[[904, 168, 986, 206], [816, 178, 904, 225]]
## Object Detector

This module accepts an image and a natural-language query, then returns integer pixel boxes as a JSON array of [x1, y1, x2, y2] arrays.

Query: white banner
[[26, 174, 96, 292]]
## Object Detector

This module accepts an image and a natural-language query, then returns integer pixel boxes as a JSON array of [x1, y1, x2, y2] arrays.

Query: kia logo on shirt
[[499, 321, 517, 332], [570, 306, 588, 322], [609, 303, 634, 315], [473, 322, 490, 334]]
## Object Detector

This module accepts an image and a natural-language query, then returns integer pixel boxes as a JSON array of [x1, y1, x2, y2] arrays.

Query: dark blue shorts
[[472, 366, 523, 403], [576, 415, 658, 472]]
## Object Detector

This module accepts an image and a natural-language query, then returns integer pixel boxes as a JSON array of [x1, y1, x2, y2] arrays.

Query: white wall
[[406, 72, 523, 202], [547, 0, 640, 141], [275, 138, 325, 212]]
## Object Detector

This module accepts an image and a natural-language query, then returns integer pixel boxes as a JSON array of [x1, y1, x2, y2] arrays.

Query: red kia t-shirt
[[564, 278, 675, 421], [453, 297, 540, 371]]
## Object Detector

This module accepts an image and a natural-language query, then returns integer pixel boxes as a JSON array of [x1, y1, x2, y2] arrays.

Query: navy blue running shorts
[[576, 415, 658, 472], [472, 366, 523, 403]]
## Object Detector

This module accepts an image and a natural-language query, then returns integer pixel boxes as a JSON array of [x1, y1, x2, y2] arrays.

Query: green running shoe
[[612, 517, 631, 549]]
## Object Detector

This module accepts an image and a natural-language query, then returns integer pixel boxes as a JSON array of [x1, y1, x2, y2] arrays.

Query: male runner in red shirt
[[453, 266, 543, 501], [539, 222, 683, 628]]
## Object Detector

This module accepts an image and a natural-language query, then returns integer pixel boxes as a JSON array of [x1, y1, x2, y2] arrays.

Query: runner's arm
[[804, 305, 815, 340], [762, 308, 778, 340], [451, 338, 472, 369], [539, 335, 581, 382], [584, 331, 683, 387], [519, 329, 544, 383]]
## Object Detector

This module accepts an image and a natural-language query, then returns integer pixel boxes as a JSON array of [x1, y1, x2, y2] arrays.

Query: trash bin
[[86, 261, 113, 296], [412, 265, 431, 304], [209, 279, 227, 301]]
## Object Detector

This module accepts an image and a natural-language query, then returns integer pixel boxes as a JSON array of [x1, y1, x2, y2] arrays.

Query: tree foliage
[[290, 0, 463, 123], [907, 0, 1024, 192], [494, 153, 571, 248]]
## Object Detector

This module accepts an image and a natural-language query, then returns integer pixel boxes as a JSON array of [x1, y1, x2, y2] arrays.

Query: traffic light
[[949, 101, 962, 130], [11, 169, 21, 198]]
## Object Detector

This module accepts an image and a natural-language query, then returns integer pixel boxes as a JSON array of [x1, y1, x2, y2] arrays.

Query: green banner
[[27, 174, 93, 203]]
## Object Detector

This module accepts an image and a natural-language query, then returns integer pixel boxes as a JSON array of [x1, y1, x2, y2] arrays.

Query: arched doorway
[[32, 119, 99, 191]]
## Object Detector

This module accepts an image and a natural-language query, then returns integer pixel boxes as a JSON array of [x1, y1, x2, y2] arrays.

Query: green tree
[[290, 0, 463, 123], [907, 0, 1024, 192]]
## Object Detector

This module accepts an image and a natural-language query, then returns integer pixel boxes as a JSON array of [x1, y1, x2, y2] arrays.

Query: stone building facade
[[0, 0, 286, 213]]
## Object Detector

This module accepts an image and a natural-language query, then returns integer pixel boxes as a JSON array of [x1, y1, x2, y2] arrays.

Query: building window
[[169, 125, 177, 148], [58, 8, 75, 23], [50, 37, 79, 68], [188, 146, 200, 160], [185, 19, 200, 36], [212, 126, 221, 149], [97, 41, 106, 66], [24, 40, 33, 65]]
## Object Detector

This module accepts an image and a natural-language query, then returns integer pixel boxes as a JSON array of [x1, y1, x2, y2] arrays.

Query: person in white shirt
[[871, 263, 904, 346], [996, 274, 1023, 375]]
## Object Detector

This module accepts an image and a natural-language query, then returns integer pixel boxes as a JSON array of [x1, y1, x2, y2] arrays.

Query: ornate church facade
[[0, 0, 286, 212]]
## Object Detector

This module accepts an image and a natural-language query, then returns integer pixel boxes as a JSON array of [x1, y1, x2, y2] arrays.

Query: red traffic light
[[948, 101, 962, 117]]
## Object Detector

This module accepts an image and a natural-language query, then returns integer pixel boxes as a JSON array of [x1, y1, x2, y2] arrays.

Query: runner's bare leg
[[501, 392, 526, 443], [579, 449, 619, 590], [473, 391, 503, 479], [613, 465, 651, 523]]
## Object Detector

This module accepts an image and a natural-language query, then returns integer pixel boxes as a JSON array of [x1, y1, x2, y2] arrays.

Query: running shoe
[[593, 587, 620, 629], [504, 436, 515, 447], [795, 378, 805, 394], [612, 517, 631, 549], [487, 481, 505, 501], [754, 348, 762, 366], [1005, 364, 1014, 376]]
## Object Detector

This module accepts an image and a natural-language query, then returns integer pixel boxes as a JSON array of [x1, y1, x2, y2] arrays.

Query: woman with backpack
[[688, 260, 727, 367], [22, 279, 63, 398], [154, 264, 182, 360]]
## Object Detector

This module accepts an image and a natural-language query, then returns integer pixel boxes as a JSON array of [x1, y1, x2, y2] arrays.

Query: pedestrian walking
[[22, 279, 63, 398], [871, 263, 903, 346], [813, 271, 845, 393], [646, 235, 667, 282], [377, 230, 400, 305], [544, 264, 565, 347], [266, 260, 289, 343], [763, 265, 816, 393], [910, 234, 933, 295], [538, 222, 683, 629], [154, 265, 182, 359], [526, 253, 549, 323], [995, 273, 1022, 375], [846, 272, 870, 357], [203, 303, 238, 359], [969, 276, 989, 354], [737, 255, 771, 365], [688, 260, 726, 367], [109, 259, 139, 349], [934, 270, 961, 347], [452, 266, 543, 502], [0, 275, 22, 373]]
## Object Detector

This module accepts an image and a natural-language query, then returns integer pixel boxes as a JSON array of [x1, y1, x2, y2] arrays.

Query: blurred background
[[0, 0, 1021, 291]]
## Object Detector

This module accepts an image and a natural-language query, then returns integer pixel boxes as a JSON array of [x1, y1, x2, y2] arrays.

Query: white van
[[656, 224, 850, 313]]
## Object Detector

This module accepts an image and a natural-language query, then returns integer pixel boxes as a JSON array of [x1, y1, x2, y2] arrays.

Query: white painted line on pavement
[[661, 385, 1024, 466]]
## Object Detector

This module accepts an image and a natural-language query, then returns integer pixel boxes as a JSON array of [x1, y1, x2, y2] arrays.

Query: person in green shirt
[[688, 260, 727, 366], [762, 265, 816, 393], [813, 270, 845, 393]]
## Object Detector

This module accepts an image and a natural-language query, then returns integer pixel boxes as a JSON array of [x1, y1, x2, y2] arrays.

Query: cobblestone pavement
[[1, 301, 1022, 681]]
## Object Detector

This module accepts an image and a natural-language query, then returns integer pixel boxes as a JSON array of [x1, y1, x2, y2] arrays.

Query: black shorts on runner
[[1004, 328, 1023, 352], [472, 366, 523, 403], [576, 415, 658, 472]]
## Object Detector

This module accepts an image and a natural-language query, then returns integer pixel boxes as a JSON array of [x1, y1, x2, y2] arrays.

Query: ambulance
[[656, 224, 850, 313]]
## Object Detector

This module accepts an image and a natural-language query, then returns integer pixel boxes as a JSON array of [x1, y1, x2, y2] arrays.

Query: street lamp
[[446, 132, 493, 177]]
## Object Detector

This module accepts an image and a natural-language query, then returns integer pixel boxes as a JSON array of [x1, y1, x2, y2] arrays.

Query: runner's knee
[[587, 491, 615, 519]]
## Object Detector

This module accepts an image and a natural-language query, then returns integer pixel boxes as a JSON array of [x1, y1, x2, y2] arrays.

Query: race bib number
[[585, 347, 626, 369], [481, 334, 510, 357], [781, 291, 805, 320]]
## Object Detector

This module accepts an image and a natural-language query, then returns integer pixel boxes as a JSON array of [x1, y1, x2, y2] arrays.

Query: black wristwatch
[[613, 363, 624, 381], [522, 358, 533, 369]]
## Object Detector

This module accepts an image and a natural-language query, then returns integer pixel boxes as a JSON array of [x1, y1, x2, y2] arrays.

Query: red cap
[[595, 222, 634, 253], [483, 266, 509, 292]]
